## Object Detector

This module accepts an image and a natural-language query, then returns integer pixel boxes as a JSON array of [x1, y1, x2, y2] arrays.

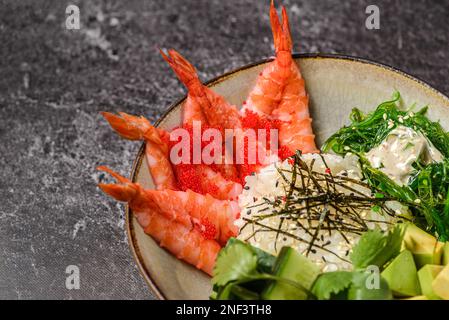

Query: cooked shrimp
[[97, 166, 219, 275], [270, 6, 318, 154], [98, 166, 239, 246], [160, 51, 273, 176], [101, 112, 178, 190], [240, 1, 292, 117], [102, 112, 242, 200], [143, 189, 240, 246], [198, 165, 243, 200], [161, 50, 207, 126], [160, 49, 281, 178], [160, 49, 241, 130], [242, 1, 318, 154]]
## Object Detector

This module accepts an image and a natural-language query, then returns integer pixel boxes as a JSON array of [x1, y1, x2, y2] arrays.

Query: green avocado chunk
[[432, 264, 449, 300], [417, 265, 443, 300], [403, 224, 443, 268], [381, 250, 421, 297], [347, 272, 392, 300], [403, 295, 428, 300], [262, 247, 320, 300]]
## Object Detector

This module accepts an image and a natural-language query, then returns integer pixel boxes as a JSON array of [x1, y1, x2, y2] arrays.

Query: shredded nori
[[240, 151, 403, 262]]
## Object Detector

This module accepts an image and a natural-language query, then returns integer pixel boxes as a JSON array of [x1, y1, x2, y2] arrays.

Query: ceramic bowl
[[126, 53, 449, 300]]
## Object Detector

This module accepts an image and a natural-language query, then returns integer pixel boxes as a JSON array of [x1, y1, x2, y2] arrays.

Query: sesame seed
[[387, 119, 395, 129]]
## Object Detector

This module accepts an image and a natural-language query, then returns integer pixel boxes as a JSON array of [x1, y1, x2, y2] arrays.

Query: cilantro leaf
[[350, 225, 404, 270], [312, 271, 353, 300], [212, 241, 258, 286]]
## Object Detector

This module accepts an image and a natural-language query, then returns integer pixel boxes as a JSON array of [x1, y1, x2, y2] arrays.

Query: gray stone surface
[[0, 0, 448, 299]]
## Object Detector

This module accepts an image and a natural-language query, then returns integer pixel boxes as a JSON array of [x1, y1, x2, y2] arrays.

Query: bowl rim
[[125, 52, 449, 300]]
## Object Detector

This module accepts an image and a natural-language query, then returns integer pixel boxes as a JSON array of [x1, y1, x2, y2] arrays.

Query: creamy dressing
[[366, 126, 443, 185]]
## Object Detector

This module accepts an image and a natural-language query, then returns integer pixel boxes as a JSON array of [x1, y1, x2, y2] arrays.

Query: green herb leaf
[[212, 241, 258, 286], [374, 192, 385, 199], [312, 271, 353, 300], [350, 225, 404, 270]]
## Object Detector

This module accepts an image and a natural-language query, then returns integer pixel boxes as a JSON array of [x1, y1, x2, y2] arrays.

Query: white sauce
[[366, 126, 443, 185]]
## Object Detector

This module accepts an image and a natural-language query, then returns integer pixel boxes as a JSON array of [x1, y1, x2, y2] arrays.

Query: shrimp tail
[[160, 49, 203, 96], [101, 112, 163, 146], [97, 166, 139, 202], [98, 166, 220, 275], [270, 0, 292, 54], [101, 112, 177, 190]]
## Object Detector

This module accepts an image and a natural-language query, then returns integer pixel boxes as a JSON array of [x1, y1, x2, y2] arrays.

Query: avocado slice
[[262, 247, 320, 300], [417, 265, 443, 300], [381, 250, 421, 297], [403, 223, 443, 267], [347, 272, 392, 300], [432, 264, 449, 300], [403, 295, 428, 300], [443, 242, 449, 266]]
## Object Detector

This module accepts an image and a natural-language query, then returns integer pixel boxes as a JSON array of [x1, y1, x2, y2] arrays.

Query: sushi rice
[[236, 153, 406, 271]]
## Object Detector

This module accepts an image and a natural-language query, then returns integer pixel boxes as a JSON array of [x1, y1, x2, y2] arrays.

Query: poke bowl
[[97, 2, 449, 300]]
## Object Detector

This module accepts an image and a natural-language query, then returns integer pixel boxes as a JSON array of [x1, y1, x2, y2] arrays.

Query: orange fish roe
[[241, 109, 261, 129], [241, 110, 282, 150], [197, 218, 217, 240], [168, 123, 239, 193], [279, 145, 294, 160], [240, 109, 294, 166], [166, 114, 290, 191], [167, 124, 200, 193], [237, 134, 260, 181], [173, 163, 200, 192]]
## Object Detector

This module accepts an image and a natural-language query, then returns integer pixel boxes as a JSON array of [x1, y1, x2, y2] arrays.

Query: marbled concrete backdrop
[[0, 0, 448, 299]]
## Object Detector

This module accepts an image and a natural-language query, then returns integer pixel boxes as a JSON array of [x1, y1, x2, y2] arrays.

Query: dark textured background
[[0, 0, 448, 299]]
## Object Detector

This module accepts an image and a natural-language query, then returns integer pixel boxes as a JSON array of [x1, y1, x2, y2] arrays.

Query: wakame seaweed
[[323, 92, 449, 157], [322, 92, 449, 240]]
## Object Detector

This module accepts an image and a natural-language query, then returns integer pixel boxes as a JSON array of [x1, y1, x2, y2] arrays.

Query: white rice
[[236, 153, 404, 271]]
